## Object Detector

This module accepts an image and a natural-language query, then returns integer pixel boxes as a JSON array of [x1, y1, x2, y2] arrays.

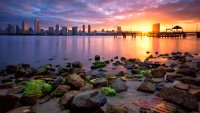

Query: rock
[[190, 90, 200, 101], [59, 91, 80, 109], [100, 87, 116, 96], [7, 106, 33, 113], [159, 87, 198, 110], [137, 79, 155, 93], [106, 104, 128, 113], [116, 71, 125, 76], [73, 68, 85, 75], [6, 65, 17, 74], [52, 85, 71, 97], [0, 82, 13, 89], [92, 61, 107, 69], [177, 77, 200, 86], [114, 56, 118, 59], [39, 94, 52, 104], [95, 55, 100, 61], [111, 79, 127, 92], [113, 61, 122, 66], [155, 83, 165, 91], [131, 69, 140, 74], [178, 56, 186, 63], [7, 86, 24, 94], [179, 64, 190, 68], [71, 90, 107, 109], [80, 83, 93, 91], [52, 77, 63, 88], [120, 57, 126, 61], [93, 78, 107, 88], [173, 81, 189, 90], [105, 60, 110, 64], [20, 95, 38, 106], [176, 68, 196, 77], [164, 74, 184, 82], [0, 95, 20, 113], [72, 61, 82, 68], [65, 73, 85, 89], [151, 67, 167, 78]]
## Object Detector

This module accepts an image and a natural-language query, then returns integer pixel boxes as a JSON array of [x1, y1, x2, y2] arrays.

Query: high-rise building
[[22, 21, 29, 33], [152, 23, 160, 33], [117, 26, 122, 33], [102, 29, 105, 32], [34, 19, 40, 34], [7, 24, 12, 34], [48, 27, 54, 35], [83, 25, 85, 33], [72, 26, 78, 35], [88, 25, 91, 34], [61, 26, 67, 35], [16, 25, 20, 33], [55, 24, 59, 35], [11, 25, 16, 34]]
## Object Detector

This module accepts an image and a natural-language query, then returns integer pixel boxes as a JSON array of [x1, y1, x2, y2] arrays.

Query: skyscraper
[[22, 21, 29, 33], [83, 24, 85, 33], [7, 24, 12, 34], [48, 27, 54, 35], [152, 23, 160, 33], [88, 25, 91, 34], [16, 25, 20, 34], [34, 19, 40, 34], [72, 26, 78, 35], [55, 24, 59, 35], [11, 25, 16, 34], [117, 26, 122, 33], [61, 26, 67, 35]]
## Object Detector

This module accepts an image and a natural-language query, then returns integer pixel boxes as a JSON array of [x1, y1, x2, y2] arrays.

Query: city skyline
[[0, 0, 200, 32]]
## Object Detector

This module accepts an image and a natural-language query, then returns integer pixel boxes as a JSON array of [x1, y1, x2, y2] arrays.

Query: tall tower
[[34, 19, 40, 33], [55, 24, 59, 35], [88, 25, 91, 34], [22, 21, 29, 33], [83, 24, 85, 33]]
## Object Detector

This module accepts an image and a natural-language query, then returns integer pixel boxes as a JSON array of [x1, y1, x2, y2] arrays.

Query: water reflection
[[0, 35, 199, 68]]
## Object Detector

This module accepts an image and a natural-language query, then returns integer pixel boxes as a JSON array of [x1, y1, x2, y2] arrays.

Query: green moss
[[23, 80, 53, 97], [88, 79, 95, 84], [94, 61, 106, 68], [100, 87, 116, 96]]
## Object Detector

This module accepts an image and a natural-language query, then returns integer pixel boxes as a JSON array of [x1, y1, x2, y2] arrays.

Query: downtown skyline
[[0, 0, 200, 32]]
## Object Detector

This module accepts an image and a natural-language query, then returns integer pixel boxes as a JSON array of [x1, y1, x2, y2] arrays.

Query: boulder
[[73, 68, 85, 75], [164, 74, 184, 82], [95, 55, 100, 61], [80, 83, 93, 91], [111, 79, 128, 92], [52, 85, 71, 97], [137, 79, 155, 93], [176, 68, 196, 77], [173, 81, 189, 90], [131, 69, 140, 74], [71, 90, 107, 109], [106, 104, 128, 113], [7, 86, 24, 94], [100, 87, 116, 96], [65, 73, 85, 89], [93, 78, 108, 88], [151, 67, 167, 78], [59, 91, 80, 109], [177, 77, 200, 86], [52, 77, 63, 88], [0, 95, 20, 113], [190, 89, 200, 101], [159, 87, 198, 110], [7, 106, 33, 113], [72, 61, 82, 68]]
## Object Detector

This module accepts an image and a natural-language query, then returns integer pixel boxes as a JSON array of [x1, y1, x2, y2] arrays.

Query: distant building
[[117, 26, 122, 33], [83, 25, 85, 33], [16, 25, 20, 33], [22, 21, 29, 33], [11, 25, 16, 34], [152, 23, 160, 33], [34, 19, 40, 34], [55, 24, 60, 35], [102, 29, 105, 32], [48, 27, 54, 35], [7, 24, 12, 34], [88, 25, 91, 34], [61, 26, 67, 35], [29, 27, 34, 34], [72, 26, 78, 35]]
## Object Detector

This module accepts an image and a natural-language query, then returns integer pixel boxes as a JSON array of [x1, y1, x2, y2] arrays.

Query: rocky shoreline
[[0, 52, 200, 113]]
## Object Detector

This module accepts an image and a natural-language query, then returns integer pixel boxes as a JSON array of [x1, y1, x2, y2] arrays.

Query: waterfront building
[[16, 25, 20, 33], [117, 26, 122, 33], [55, 24, 60, 35], [22, 21, 29, 33], [72, 26, 78, 35], [83, 24, 85, 33], [153, 23, 160, 33], [102, 29, 105, 32], [88, 25, 91, 34], [61, 26, 67, 35], [7, 24, 12, 34], [11, 25, 16, 34], [48, 27, 54, 35], [34, 19, 40, 34]]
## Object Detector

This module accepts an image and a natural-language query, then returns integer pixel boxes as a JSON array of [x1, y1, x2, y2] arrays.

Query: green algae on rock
[[100, 87, 116, 96]]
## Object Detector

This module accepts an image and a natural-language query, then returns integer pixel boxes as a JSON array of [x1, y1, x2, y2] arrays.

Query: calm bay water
[[0, 35, 200, 68]]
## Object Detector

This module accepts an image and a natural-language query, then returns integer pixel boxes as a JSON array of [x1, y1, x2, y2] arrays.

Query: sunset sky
[[0, 0, 200, 32]]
